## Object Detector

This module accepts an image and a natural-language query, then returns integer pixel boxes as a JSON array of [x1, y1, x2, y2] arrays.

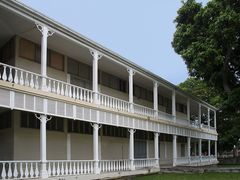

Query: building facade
[[0, 0, 218, 179]]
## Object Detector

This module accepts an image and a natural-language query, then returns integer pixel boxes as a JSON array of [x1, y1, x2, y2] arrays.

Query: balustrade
[[0, 161, 40, 179], [0, 62, 216, 130], [133, 104, 155, 117], [46, 160, 94, 177], [134, 159, 156, 169], [99, 160, 130, 172]]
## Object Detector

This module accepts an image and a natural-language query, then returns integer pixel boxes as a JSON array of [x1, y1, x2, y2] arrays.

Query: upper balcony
[[0, 60, 216, 132], [0, 0, 217, 133]]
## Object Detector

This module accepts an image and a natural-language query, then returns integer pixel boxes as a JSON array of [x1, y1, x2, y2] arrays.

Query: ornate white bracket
[[35, 114, 52, 122], [153, 81, 159, 87], [90, 49, 103, 60], [91, 123, 102, 129], [36, 23, 54, 37], [127, 68, 136, 76], [128, 128, 136, 133]]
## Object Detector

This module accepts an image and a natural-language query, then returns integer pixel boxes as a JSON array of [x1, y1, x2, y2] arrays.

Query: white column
[[153, 81, 159, 118], [36, 24, 53, 91], [208, 140, 211, 159], [199, 139, 202, 162], [214, 110, 217, 129], [128, 129, 135, 170], [154, 132, 159, 167], [92, 123, 100, 174], [127, 68, 135, 112], [187, 98, 190, 121], [208, 108, 210, 129], [35, 114, 51, 179], [172, 90, 176, 121], [198, 104, 202, 127], [90, 50, 102, 104], [173, 135, 177, 167], [187, 137, 191, 164]]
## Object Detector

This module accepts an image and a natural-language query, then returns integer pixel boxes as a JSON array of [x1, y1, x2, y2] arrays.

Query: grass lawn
[[132, 173, 240, 180], [218, 164, 240, 167]]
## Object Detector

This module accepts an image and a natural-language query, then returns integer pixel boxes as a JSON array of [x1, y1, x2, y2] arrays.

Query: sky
[[20, 0, 208, 85]]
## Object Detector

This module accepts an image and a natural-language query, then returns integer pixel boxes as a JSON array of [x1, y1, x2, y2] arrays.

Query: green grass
[[132, 173, 240, 180], [218, 164, 240, 167]]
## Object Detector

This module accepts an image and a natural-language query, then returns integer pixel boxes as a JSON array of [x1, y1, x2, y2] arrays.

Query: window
[[0, 110, 11, 129], [102, 125, 127, 138], [67, 58, 79, 75], [176, 103, 187, 114], [49, 51, 64, 71], [135, 130, 153, 140], [0, 37, 15, 63], [46, 117, 64, 132], [133, 85, 153, 102], [101, 72, 127, 93], [134, 140, 147, 158], [21, 111, 40, 129], [158, 95, 164, 106], [67, 119, 92, 134], [21, 112, 64, 131], [18, 38, 64, 71], [19, 38, 35, 61]]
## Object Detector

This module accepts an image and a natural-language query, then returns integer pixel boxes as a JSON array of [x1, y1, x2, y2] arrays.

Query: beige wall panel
[[0, 129, 13, 160], [101, 136, 129, 160], [70, 133, 93, 160], [46, 131, 67, 160]]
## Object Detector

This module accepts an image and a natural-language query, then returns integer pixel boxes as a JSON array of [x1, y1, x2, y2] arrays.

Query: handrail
[[0, 62, 216, 130]]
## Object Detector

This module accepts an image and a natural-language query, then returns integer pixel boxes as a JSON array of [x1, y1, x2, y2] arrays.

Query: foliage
[[173, 0, 240, 152], [179, 77, 223, 107], [173, 0, 240, 95]]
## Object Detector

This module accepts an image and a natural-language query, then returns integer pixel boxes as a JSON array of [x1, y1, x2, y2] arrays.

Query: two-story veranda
[[0, 0, 218, 179]]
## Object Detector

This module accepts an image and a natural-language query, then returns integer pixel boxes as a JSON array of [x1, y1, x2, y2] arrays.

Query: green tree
[[173, 0, 240, 152], [179, 77, 223, 107], [173, 0, 240, 94]]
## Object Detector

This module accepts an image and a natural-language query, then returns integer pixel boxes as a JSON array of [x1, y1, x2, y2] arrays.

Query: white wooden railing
[[133, 104, 155, 117], [201, 124, 209, 129], [0, 161, 40, 179], [134, 158, 156, 169], [46, 77, 93, 103], [0, 62, 214, 130], [99, 160, 130, 172], [98, 93, 130, 112], [158, 111, 174, 122], [176, 157, 189, 165], [177, 118, 190, 126], [190, 156, 200, 164], [47, 160, 94, 177]]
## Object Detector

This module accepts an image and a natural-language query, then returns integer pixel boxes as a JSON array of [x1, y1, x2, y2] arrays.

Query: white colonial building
[[0, 0, 218, 179]]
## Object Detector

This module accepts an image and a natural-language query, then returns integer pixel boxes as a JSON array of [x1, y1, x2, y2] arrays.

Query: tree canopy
[[173, 0, 240, 95], [173, 0, 240, 152]]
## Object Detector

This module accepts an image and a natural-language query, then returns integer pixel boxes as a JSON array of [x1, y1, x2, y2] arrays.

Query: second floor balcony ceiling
[[0, 0, 218, 132]]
